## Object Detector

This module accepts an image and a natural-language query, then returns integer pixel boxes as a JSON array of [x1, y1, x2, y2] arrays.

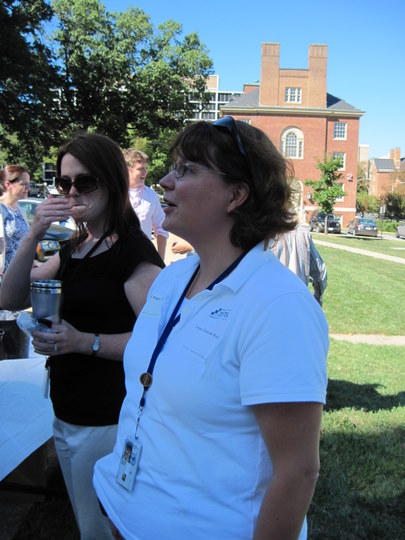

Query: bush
[[375, 220, 400, 233]]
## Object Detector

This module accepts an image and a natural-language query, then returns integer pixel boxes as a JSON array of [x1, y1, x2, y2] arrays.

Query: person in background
[[0, 133, 164, 539], [123, 149, 168, 260], [0, 211, 5, 275], [94, 117, 329, 540], [269, 224, 327, 306], [170, 237, 194, 256], [0, 165, 30, 273]]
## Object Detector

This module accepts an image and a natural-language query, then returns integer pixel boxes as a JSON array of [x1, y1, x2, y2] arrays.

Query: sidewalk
[[331, 334, 405, 346], [313, 239, 405, 264], [163, 233, 191, 265]]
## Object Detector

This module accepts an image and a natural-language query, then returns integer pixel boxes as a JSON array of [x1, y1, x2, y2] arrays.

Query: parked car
[[395, 221, 405, 239], [347, 217, 378, 237], [308, 212, 341, 234], [18, 198, 72, 261], [28, 181, 42, 198]]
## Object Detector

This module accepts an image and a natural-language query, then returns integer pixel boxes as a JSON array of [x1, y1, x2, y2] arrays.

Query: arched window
[[281, 128, 304, 159]]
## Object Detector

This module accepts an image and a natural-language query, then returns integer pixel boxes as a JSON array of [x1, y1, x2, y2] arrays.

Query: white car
[[396, 221, 405, 239]]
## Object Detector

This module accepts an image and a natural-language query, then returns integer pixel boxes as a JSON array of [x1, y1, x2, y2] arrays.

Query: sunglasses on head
[[212, 116, 249, 163], [54, 174, 99, 195], [10, 179, 30, 188], [10, 176, 29, 188]]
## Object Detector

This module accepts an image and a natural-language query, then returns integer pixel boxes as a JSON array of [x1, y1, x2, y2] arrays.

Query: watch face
[[93, 334, 100, 352]]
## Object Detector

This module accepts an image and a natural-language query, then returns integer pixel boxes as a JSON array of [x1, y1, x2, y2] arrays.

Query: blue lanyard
[[137, 252, 246, 413]]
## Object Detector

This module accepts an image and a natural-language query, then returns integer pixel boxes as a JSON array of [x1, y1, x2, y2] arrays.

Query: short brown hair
[[170, 120, 297, 252]]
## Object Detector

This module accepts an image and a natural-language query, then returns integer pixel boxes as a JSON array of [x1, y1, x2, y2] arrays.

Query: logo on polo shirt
[[209, 308, 230, 320]]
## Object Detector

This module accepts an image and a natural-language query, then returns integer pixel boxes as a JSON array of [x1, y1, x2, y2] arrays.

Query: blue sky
[[102, 0, 405, 159]]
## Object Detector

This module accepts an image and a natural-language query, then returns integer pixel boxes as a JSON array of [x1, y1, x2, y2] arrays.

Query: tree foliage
[[389, 170, 405, 196], [51, 0, 213, 146], [305, 156, 347, 215], [0, 0, 59, 172], [0, 0, 213, 172], [126, 128, 178, 187], [383, 192, 405, 220], [356, 191, 380, 215]]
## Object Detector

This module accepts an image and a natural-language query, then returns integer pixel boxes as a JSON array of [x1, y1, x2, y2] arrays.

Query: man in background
[[123, 149, 168, 260], [269, 225, 327, 306]]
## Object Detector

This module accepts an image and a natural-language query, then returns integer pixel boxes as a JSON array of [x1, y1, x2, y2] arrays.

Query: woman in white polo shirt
[[94, 117, 329, 540]]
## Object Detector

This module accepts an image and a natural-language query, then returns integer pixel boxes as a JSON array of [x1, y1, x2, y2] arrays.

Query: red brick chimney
[[308, 44, 328, 107], [390, 148, 401, 169], [259, 43, 280, 106]]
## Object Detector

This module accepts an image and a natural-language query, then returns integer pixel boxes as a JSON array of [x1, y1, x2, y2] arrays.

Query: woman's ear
[[227, 182, 250, 213]]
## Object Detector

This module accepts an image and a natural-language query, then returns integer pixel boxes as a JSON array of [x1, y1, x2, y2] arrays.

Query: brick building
[[222, 43, 364, 226], [369, 148, 405, 198]]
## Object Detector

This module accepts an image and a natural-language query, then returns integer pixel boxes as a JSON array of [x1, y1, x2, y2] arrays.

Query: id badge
[[43, 362, 50, 399], [116, 437, 142, 491]]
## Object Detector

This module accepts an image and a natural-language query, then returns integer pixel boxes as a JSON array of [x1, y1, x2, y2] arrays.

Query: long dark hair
[[56, 132, 140, 247]]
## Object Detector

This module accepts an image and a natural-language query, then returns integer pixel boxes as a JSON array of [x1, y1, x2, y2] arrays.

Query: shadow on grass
[[308, 428, 405, 540], [326, 379, 405, 412], [309, 489, 405, 540]]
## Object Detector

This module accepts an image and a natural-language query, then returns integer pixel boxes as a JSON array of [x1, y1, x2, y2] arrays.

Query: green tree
[[356, 191, 380, 215], [0, 0, 60, 171], [51, 0, 213, 146], [390, 170, 405, 196], [125, 127, 177, 187], [383, 192, 405, 220], [305, 156, 346, 234], [357, 162, 367, 182]]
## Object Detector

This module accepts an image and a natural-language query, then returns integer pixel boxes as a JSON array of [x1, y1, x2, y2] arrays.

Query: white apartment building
[[189, 75, 242, 121]]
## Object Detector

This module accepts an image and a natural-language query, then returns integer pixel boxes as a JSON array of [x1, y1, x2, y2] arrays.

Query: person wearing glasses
[[93, 117, 329, 540], [0, 165, 30, 273], [0, 133, 164, 539]]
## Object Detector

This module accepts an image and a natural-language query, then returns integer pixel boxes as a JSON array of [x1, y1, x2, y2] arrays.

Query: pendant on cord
[[139, 372, 153, 389]]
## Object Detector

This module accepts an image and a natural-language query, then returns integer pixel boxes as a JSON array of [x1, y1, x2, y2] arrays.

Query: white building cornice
[[223, 106, 364, 118]]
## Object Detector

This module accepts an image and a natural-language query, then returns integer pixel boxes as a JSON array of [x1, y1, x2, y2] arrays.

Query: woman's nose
[[67, 184, 79, 196], [159, 171, 175, 190]]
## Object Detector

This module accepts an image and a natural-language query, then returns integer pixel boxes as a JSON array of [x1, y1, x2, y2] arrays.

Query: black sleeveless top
[[49, 228, 164, 426]]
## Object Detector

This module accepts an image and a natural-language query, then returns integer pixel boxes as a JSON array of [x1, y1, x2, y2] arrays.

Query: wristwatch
[[92, 333, 100, 355]]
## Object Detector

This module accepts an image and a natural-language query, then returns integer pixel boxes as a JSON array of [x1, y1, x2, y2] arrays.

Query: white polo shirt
[[94, 242, 329, 540]]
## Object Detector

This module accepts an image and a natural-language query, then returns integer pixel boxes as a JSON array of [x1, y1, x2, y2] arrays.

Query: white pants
[[53, 417, 116, 540]]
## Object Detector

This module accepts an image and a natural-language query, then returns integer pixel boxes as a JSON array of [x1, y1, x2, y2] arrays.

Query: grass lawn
[[316, 246, 405, 335], [308, 340, 405, 539]]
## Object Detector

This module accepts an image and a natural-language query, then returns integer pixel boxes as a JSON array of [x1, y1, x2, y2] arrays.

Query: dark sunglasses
[[212, 116, 249, 163], [54, 174, 99, 195]]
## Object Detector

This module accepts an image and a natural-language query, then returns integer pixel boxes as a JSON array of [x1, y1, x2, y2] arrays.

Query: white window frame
[[333, 152, 346, 170], [334, 122, 347, 140], [285, 87, 302, 103], [281, 128, 304, 159]]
